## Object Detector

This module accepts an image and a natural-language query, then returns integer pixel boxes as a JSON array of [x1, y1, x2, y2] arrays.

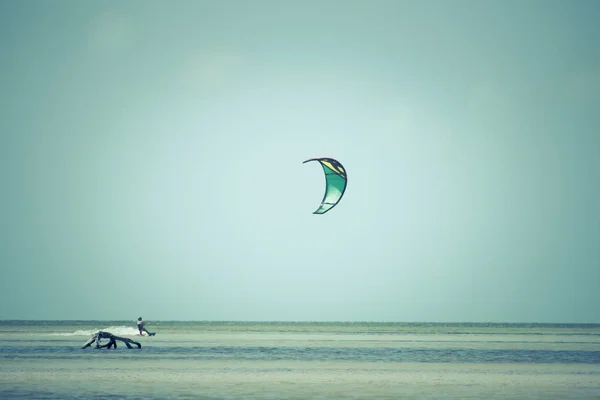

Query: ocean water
[[0, 321, 599, 399]]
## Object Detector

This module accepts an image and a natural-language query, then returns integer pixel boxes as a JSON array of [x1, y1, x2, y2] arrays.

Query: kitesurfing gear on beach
[[81, 331, 142, 349]]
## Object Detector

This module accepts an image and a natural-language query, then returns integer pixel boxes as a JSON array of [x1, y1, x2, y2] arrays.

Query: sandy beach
[[2, 358, 599, 399]]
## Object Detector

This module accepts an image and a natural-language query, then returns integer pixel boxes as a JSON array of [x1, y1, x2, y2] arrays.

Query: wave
[[51, 326, 141, 337]]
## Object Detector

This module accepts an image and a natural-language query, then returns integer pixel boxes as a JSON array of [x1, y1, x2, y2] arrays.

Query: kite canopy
[[303, 157, 347, 214]]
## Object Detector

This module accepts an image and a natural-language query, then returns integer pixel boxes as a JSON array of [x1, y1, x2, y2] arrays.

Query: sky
[[1, 0, 599, 323]]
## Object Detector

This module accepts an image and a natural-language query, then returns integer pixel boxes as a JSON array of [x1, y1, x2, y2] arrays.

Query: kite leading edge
[[303, 157, 347, 214]]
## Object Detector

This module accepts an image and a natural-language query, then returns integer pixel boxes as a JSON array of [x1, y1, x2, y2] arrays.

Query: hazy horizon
[[1, 1, 599, 323], [1, 319, 600, 325]]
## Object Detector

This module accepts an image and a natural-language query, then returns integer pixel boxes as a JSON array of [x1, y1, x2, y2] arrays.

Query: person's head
[[138, 317, 142, 321]]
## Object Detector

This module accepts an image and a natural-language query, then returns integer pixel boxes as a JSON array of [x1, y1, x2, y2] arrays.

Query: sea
[[0, 321, 599, 399]]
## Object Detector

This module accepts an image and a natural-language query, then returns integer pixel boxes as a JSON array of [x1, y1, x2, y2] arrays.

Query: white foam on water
[[51, 326, 141, 337]]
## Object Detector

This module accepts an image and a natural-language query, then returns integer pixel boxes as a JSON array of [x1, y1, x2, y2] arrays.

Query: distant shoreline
[[1, 320, 599, 327]]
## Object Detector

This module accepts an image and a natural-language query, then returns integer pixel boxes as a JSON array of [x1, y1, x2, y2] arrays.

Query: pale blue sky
[[1, 1, 599, 322]]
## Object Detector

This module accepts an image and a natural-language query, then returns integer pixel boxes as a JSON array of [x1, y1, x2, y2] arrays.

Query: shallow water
[[1, 321, 599, 399]]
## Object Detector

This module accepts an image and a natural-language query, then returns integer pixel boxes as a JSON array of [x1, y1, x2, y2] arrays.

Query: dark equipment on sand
[[81, 331, 142, 349]]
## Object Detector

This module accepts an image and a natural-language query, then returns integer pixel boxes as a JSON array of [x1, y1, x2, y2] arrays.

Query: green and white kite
[[303, 157, 348, 214]]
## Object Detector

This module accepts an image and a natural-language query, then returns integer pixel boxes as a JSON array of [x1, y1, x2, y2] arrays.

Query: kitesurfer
[[137, 317, 156, 336]]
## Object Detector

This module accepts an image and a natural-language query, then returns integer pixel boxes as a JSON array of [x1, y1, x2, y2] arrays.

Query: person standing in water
[[137, 317, 156, 336]]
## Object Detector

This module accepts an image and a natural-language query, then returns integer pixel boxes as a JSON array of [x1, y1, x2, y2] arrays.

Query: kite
[[303, 157, 347, 214]]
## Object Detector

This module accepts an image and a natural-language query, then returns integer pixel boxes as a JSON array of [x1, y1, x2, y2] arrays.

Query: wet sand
[[2, 359, 599, 399]]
